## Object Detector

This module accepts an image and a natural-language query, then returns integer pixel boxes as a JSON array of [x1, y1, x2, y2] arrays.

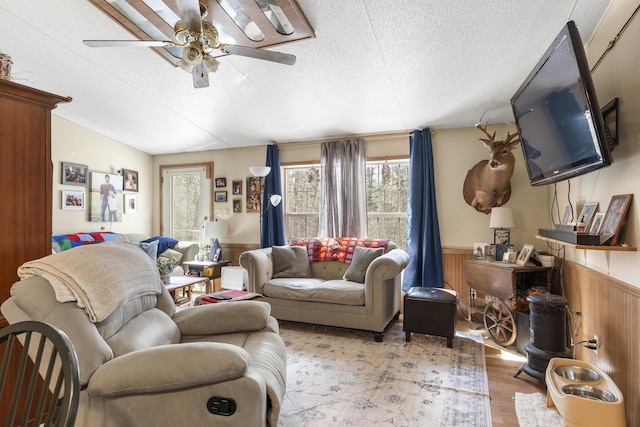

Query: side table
[[182, 260, 231, 293], [165, 276, 209, 307]]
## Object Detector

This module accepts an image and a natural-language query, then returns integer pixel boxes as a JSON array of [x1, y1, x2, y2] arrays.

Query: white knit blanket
[[18, 241, 162, 322]]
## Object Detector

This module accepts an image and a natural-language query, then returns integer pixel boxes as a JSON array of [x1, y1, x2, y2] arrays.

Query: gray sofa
[[239, 240, 409, 341], [2, 242, 286, 427]]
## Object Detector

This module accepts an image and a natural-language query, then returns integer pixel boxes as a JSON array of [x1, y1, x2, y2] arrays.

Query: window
[[283, 159, 409, 249], [366, 160, 409, 249], [283, 165, 320, 239]]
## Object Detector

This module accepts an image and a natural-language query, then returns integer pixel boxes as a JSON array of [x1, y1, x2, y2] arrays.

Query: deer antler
[[504, 131, 519, 144], [475, 123, 496, 142]]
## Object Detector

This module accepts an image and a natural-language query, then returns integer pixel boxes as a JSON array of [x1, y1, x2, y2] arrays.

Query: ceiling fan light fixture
[[203, 54, 219, 73], [177, 58, 193, 73]]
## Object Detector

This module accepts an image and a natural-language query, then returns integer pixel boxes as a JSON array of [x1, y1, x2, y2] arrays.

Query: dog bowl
[[561, 385, 617, 402], [554, 365, 600, 382]]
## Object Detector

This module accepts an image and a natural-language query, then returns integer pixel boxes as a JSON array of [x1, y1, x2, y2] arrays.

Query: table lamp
[[489, 207, 514, 246]]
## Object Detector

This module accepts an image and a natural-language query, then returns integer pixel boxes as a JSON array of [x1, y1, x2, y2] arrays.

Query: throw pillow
[[160, 248, 183, 264], [132, 240, 159, 261], [142, 236, 178, 256], [343, 246, 384, 283], [272, 246, 312, 278]]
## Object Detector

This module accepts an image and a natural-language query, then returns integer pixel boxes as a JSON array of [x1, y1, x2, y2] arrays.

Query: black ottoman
[[403, 287, 458, 347]]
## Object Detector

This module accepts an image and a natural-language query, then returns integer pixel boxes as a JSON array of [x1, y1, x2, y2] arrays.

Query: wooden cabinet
[[0, 79, 71, 326]]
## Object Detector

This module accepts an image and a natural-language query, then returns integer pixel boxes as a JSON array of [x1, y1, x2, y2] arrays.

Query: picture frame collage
[[60, 161, 140, 221]]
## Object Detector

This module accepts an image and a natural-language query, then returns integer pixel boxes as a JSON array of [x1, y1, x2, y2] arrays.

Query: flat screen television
[[510, 21, 613, 186]]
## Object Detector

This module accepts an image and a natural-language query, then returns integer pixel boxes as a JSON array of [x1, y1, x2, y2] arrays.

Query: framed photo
[[61, 162, 88, 186], [215, 191, 227, 202], [473, 243, 488, 260], [90, 171, 123, 222], [599, 194, 633, 245], [589, 212, 605, 235], [232, 180, 242, 195], [561, 204, 573, 224], [233, 198, 242, 213], [215, 177, 227, 188], [124, 194, 138, 213], [62, 190, 85, 210], [577, 202, 598, 231], [246, 176, 264, 213], [122, 169, 138, 192], [212, 247, 222, 262], [516, 244, 535, 266]]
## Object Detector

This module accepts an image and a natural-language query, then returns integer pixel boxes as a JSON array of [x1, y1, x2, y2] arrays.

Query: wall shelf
[[535, 235, 636, 251]]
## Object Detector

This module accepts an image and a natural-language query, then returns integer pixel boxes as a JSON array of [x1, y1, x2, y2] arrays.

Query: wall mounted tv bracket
[[601, 98, 619, 150]]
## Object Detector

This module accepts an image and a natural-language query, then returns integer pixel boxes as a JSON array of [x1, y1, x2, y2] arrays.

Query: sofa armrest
[[365, 248, 409, 285], [173, 241, 200, 266], [172, 301, 271, 335], [239, 248, 273, 294], [88, 342, 249, 397]]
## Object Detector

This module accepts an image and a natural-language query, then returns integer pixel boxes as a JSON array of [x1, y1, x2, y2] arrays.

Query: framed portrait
[[90, 171, 123, 222], [62, 190, 85, 210], [516, 244, 535, 266], [599, 194, 633, 245], [473, 243, 488, 260], [246, 176, 264, 213], [124, 194, 138, 213], [589, 212, 605, 235], [122, 169, 138, 192], [233, 198, 242, 213], [232, 180, 242, 195], [577, 202, 598, 231], [215, 177, 227, 188], [61, 162, 88, 186], [215, 191, 227, 202], [561, 204, 573, 224]]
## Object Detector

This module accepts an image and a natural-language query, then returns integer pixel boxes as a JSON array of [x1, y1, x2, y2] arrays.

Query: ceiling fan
[[83, 0, 296, 88]]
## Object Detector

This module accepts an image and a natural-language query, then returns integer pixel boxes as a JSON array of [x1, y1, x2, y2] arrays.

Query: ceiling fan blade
[[192, 63, 209, 88], [223, 44, 296, 65], [176, 0, 203, 34], [84, 40, 174, 48]]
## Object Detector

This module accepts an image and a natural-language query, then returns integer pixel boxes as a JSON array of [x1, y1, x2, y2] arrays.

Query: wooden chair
[[0, 321, 80, 427]]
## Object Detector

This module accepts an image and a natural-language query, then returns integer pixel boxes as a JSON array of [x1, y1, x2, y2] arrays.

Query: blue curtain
[[261, 144, 286, 248], [403, 128, 444, 291]]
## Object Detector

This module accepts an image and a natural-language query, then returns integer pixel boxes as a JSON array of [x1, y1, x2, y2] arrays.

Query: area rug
[[515, 392, 563, 427], [278, 320, 492, 426]]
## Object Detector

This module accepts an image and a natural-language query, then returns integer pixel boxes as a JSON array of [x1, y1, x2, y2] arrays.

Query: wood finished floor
[[459, 320, 547, 427]]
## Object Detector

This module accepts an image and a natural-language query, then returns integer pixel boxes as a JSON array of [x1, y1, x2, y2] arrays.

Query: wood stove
[[515, 294, 572, 381]]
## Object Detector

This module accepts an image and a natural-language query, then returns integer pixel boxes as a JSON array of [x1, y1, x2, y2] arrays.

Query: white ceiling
[[0, 0, 610, 155]]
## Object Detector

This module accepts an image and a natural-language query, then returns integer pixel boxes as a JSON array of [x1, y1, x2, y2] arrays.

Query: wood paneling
[[221, 243, 259, 265], [562, 260, 639, 427]]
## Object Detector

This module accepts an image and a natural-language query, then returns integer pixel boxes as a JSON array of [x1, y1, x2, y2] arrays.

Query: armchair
[[1, 243, 286, 427]]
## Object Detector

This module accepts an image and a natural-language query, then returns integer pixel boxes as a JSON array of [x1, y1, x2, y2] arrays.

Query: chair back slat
[[0, 321, 80, 427]]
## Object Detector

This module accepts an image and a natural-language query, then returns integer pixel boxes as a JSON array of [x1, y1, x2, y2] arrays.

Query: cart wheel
[[483, 300, 517, 346]]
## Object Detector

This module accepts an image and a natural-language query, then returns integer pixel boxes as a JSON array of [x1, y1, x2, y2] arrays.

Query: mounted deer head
[[463, 124, 520, 214]]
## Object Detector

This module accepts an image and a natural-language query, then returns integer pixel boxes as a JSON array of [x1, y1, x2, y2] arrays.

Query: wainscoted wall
[[562, 260, 639, 427], [221, 243, 259, 265], [441, 247, 639, 426]]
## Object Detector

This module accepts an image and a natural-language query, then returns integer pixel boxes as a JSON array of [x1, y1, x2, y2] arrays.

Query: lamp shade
[[204, 219, 228, 239], [269, 194, 282, 207], [489, 207, 514, 229], [249, 166, 271, 177]]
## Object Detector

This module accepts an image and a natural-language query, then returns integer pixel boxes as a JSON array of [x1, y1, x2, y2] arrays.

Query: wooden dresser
[[0, 79, 70, 326]]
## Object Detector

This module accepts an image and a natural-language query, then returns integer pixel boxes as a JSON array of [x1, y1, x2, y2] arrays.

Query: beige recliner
[[1, 242, 287, 427]]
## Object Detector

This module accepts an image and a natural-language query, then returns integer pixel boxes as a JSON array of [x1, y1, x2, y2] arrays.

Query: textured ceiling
[[0, 0, 611, 154]]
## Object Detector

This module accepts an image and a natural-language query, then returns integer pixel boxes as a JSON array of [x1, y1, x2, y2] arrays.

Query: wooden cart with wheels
[[463, 259, 552, 348]]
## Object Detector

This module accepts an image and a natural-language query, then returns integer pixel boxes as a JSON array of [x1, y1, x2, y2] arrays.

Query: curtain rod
[[273, 129, 412, 147]]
